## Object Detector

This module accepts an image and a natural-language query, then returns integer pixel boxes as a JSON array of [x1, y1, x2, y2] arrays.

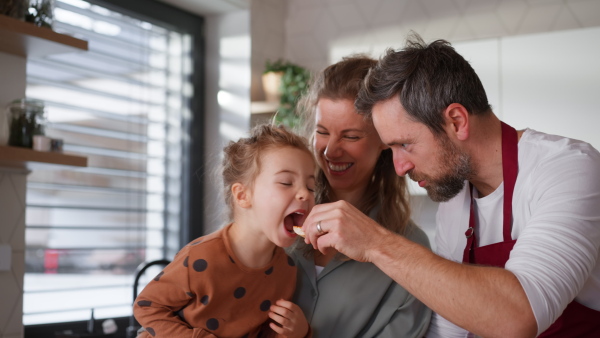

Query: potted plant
[[262, 59, 310, 128]]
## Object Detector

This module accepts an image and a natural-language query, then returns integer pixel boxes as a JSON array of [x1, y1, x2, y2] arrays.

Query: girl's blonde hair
[[221, 124, 313, 220], [297, 55, 412, 237]]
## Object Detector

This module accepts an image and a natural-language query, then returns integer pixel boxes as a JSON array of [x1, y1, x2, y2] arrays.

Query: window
[[23, 0, 196, 325]]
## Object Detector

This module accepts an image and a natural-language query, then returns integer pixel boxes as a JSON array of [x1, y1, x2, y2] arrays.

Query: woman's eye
[[307, 186, 315, 193], [345, 136, 360, 140], [279, 182, 292, 186], [316, 130, 328, 135]]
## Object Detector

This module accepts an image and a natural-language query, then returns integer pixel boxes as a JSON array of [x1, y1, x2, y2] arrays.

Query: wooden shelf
[[251, 101, 278, 114], [0, 14, 88, 57], [0, 145, 87, 170]]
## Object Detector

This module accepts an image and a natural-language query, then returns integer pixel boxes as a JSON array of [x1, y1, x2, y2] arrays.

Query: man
[[302, 35, 600, 337]]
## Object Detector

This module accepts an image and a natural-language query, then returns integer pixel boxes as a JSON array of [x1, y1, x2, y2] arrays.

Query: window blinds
[[23, 0, 191, 325]]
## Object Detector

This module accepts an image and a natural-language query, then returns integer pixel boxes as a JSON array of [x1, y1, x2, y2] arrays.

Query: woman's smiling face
[[314, 98, 385, 199]]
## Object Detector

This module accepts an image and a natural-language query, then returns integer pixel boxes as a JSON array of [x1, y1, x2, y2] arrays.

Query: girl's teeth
[[328, 163, 352, 171]]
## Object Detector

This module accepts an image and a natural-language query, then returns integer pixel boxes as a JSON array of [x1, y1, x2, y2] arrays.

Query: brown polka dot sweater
[[134, 223, 297, 337]]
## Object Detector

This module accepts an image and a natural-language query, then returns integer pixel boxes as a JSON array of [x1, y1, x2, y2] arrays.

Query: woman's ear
[[444, 103, 469, 141], [232, 183, 252, 208]]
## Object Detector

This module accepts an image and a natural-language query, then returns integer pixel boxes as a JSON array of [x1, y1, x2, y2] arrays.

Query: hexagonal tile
[[496, 0, 530, 34], [286, 34, 324, 63], [286, 7, 321, 35], [0, 175, 25, 245], [465, 12, 507, 38], [0, 272, 21, 332], [371, 0, 410, 26], [352, 0, 385, 23], [450, 18, 477, 41], [552, 6, 583, 31], [397, 0, 430, 35], [10, 217, 25, 257], [567, 0, 600, 27], [453, 0, 474, 13], [516, 3, 562, 35], [420, 0, 461, 19], [328, 2, 368, 30], [3, 294, 23, 336], [311, 9, 340, 52], [422, 15, 461, 41], [463, 0, 502, 14], [370, 24, 407, 52]]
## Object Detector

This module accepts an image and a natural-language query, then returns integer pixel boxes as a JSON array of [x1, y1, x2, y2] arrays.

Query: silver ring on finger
[[316, 220, 324, 234]]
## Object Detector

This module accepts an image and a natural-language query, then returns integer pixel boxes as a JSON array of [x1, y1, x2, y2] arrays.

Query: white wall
[[203, 10, 252, 234], [456, 26, 600, 151], [250, 0, 600, 246]]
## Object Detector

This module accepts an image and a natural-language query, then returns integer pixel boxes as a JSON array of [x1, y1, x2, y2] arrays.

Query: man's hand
[[302, 200, 392, 262], [268, 299, 309, 338]]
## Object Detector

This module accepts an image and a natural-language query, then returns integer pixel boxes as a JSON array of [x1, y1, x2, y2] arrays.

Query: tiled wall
[[0, 170, 26, 338], [282, 0, 600, 72], [0, 52, 27, 338]]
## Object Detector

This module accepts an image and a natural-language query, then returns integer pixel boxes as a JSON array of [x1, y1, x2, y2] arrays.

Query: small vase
[[262, 71, 284, 103]]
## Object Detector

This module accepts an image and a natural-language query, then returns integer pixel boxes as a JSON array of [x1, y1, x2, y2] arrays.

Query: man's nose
[[393, 153, 414, 177]]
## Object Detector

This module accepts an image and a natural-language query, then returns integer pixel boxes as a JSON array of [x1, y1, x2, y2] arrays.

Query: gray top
[[290, 222, 432, 337]]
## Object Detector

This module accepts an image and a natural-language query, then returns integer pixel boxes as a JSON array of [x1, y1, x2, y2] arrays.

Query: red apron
[[462, 122, 600, 337]]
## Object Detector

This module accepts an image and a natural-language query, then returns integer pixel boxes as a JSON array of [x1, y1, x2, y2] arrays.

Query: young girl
[[134, 124, 314, 338]]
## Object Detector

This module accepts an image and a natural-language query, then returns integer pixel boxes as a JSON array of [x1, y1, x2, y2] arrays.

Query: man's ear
[[443, 103, 469, 141], [232, 183, 252, 208]]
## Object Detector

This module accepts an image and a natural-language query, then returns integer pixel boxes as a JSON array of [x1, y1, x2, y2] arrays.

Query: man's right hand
[[302, 200, 393, 263]]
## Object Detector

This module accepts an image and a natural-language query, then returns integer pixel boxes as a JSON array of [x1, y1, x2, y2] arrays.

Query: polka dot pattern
[[193, 259, 208, 272], [154, 271, 164, 281], [206, 318, 219, 330], [233, 287, 246, 299], [133, 225, 297, 337], [137, 300, 152, 307], [260, 300, 271, 311], [176, 309, 186, 321]]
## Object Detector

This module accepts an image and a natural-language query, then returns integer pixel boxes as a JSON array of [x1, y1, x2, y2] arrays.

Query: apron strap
[[463, 122, 519, 263]]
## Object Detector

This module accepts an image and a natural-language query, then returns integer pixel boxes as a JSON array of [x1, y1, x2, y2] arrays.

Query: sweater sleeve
[[375, 224, 433, 338], [133, 246, 197, 338], [505, 143, 600, 334]]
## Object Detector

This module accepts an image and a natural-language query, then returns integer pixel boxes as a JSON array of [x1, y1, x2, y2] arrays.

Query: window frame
[[23, 0, 204, 335]]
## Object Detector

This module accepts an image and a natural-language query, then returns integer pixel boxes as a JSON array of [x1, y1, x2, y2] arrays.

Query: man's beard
[[409, 135, 474, 202]]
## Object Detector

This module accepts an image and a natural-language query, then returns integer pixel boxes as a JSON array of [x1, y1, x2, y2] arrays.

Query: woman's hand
[[268, 299, 310, 338], [302, 200, 392, 262]]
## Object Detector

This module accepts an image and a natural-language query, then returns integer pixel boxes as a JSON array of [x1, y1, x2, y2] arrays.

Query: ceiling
[[157, 0, 250, 16]]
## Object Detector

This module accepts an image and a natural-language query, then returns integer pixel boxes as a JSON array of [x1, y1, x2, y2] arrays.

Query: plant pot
[[262, 71, 284, 103]]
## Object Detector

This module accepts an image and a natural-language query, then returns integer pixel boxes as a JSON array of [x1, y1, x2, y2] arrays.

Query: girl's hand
[[268, 299, 309, 338]]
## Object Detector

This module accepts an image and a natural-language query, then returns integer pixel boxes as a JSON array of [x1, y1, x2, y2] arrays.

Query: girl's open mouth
[[284, 211, 306, 234]]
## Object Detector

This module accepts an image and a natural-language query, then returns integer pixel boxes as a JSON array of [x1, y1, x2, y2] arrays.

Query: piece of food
[[293, 226, 305, 238]]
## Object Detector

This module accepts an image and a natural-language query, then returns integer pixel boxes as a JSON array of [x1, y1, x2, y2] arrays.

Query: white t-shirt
[[426, 129, 600, 338]]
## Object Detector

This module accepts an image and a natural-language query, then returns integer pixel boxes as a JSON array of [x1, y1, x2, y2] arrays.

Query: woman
[[289, 55, 432, 337]]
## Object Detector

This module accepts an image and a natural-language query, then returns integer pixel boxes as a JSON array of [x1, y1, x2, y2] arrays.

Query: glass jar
[[0, 0, 29, 20], [25, 0, 55, 29], [7, 99, 47, 148]]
